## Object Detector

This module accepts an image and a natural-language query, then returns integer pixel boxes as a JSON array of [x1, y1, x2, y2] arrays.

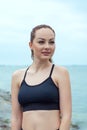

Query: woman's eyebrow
[[37, 38, 45, 40], [49, 38, 55, 40], [37, 38, 54, 40]]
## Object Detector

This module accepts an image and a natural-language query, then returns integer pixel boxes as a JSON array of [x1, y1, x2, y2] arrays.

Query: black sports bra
[[18, 64, 60, 112]]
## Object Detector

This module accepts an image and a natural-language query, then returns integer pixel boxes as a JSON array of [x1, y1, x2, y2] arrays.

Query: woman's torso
[[18, 64, 60, 130]]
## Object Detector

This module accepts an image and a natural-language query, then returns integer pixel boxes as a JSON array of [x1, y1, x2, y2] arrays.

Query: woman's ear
[[29, 42, 33, 49]]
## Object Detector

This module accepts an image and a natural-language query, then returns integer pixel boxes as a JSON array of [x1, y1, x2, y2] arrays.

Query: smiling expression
[[29, 28, 55, 61]]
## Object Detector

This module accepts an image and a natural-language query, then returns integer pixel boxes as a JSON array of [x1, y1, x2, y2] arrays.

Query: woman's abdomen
[[22, 110, 60, 130]]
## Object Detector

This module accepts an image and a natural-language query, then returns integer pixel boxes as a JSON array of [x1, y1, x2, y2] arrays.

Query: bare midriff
[[22, 110, 60, 130]]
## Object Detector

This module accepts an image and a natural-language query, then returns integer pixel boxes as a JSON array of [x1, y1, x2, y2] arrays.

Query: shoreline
[[0, 89, 11, 130]]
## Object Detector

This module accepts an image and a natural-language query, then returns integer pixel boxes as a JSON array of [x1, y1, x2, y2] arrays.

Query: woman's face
[[29, 28, 55, 61]]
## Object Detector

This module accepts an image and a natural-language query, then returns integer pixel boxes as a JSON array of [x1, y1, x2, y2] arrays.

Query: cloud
[[0, 0, 87, 64]]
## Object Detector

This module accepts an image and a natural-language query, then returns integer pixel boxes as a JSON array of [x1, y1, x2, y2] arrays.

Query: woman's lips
[[41, 52, 51, 55]]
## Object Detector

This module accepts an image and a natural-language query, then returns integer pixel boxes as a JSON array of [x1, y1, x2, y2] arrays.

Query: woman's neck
[[30, 60, 52, 72]]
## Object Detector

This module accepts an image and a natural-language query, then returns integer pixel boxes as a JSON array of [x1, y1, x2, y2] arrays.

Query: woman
[[11, 24, 72, 130]]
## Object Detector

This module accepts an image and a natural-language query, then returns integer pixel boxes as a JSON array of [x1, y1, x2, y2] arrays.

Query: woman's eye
[[49, 41, 55, 44], [38, 41, 45, 44]]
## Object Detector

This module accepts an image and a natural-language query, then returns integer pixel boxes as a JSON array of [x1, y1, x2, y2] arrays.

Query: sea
[[0, 65, 87, 130]]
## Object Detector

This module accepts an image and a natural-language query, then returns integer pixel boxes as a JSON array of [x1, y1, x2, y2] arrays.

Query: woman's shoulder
[[54, 65, 70, 87], [11, 67, 28, 87], [12, 67, 29, 83], [54, 64, 69, 73], [54, 64, 70, 79], [12, 68, 26, 77]]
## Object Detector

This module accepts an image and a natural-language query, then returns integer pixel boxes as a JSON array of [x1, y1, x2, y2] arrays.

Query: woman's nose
[[44, 43, 49, 48]]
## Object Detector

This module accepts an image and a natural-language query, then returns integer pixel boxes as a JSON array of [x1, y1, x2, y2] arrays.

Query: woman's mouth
[[41, 51, 51, 56]]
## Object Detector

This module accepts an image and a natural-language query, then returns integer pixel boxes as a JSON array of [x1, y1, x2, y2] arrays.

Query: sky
[[0, 0, 87, 65]]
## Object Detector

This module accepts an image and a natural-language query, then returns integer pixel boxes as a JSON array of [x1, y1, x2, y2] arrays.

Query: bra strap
[[49, 64, 54, 77], [23, 66, 30, 81]]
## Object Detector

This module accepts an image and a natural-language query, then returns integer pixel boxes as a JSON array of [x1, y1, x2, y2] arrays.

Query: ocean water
[[0, 65, 87, 129]]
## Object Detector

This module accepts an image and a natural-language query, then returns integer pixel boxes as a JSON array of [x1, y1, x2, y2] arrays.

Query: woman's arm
[[11, 71, 23, 130], [58, 67, 72, 130]]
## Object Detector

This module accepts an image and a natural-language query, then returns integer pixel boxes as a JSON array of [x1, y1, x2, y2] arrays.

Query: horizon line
[[0, 64, 87, 66]]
